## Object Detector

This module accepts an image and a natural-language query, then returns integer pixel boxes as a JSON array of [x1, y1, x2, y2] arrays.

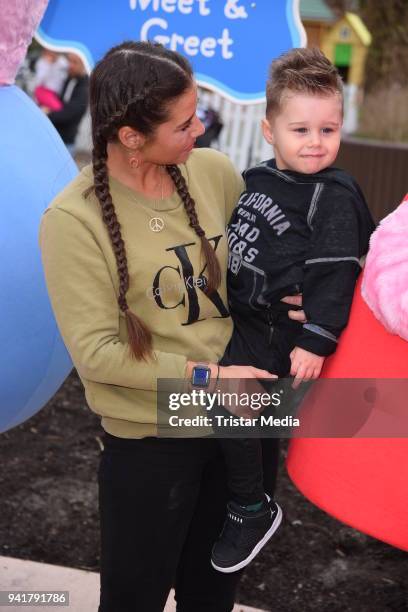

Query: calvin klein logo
[[146, 275, 207, 299], [152, 235, 229, 325]]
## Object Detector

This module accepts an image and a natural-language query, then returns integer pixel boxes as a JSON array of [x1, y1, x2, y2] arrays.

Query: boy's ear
[[261, 118, 274, 145]]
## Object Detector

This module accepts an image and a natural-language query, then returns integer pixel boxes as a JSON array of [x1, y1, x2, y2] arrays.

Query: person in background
[[47, 52, 89, 155], [33, 48, 68, 112], [196, 101, 223, 148]]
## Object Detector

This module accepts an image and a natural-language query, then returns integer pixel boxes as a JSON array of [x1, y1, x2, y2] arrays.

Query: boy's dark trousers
[[214, 392, 282, 507], [218, 308, 301, 506], [217, 436, 266, 506]]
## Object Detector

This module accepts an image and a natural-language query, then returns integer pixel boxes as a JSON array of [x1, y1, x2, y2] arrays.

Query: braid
[[90, 136, 153, 361], [166, 165, 221, 294], [92, 140, 129, 307], [85, 41, 198, 360]]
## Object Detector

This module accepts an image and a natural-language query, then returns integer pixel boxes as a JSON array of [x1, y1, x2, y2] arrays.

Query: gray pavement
[[0, 557, 267, 612]]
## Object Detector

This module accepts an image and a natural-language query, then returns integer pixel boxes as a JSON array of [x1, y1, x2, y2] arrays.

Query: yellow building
[[321, 13, 372, 87], [300, 0, 371, 87], [300, 0, 337, 50]]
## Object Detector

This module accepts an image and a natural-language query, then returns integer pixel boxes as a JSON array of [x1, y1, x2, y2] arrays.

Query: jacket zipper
[[267, 310, 274, 345]]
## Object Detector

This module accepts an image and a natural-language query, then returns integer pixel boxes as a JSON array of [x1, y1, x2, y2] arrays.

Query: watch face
[[193, 366, 211, 387]]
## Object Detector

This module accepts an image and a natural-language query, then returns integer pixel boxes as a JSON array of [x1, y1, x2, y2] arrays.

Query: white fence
[[197, 88, 272, 171]]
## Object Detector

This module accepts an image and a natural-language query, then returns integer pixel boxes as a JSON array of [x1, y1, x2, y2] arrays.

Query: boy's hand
[[289, 347, 324, 389]]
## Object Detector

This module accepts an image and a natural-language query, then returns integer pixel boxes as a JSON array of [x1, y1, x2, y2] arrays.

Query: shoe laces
[[220, 510, 244, 546]]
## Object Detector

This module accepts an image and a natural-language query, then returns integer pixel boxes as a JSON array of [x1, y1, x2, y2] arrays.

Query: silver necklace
[[148, 166, 165, 233]]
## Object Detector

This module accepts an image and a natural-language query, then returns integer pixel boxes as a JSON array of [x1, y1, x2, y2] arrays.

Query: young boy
[[211, 48, 375, 573]]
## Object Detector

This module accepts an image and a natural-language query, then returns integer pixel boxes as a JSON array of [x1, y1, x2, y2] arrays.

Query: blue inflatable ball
[[0, 85, 77, 433]]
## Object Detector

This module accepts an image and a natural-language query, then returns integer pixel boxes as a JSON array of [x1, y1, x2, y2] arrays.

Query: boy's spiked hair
[[266, 47, 344, 118]]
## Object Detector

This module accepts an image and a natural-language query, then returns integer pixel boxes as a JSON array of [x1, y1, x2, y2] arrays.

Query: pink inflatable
[[0, 0, 48, 85], [287, 195, 408, 551]]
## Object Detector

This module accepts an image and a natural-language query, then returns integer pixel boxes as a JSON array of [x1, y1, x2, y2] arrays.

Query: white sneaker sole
[[211, 503, 283, 574]]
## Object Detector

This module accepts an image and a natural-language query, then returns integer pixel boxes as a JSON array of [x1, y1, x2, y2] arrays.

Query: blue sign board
[[37, 0, 305, 103]]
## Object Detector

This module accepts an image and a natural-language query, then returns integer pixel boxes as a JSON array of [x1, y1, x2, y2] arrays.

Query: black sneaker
[[211, 497, 282, 573]]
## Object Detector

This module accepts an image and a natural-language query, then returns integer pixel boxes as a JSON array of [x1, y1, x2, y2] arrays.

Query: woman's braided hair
[[85, 41, 221, 360]]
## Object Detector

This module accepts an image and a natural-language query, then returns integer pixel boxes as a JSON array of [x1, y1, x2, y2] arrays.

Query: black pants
[[98, 434, 279, 612], [218, 308, 299, 507], [215, 393, 281, 507], [217, 437, 265, 506]]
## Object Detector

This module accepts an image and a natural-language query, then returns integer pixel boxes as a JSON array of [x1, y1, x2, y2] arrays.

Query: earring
[[130, 156, 140, 170]]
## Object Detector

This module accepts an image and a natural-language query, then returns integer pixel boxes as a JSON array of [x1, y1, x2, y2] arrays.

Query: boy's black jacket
[[226, 159, 376, 357]]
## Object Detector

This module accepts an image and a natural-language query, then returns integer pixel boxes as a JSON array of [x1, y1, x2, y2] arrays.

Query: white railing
[[198, 88, 272, 171]]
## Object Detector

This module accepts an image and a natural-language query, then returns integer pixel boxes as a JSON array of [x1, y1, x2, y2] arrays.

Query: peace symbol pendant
[[149, 217, 165, 232]]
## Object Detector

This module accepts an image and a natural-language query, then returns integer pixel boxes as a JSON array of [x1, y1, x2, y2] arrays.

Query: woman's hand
[[281, 294, 307, 323], [218, 365, 277, 418], [185, 362, 276, 383], [185, 361, 276, 418], [218, 364, 276, 381]]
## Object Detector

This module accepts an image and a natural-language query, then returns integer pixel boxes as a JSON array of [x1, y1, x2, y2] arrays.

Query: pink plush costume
[[287, 194, 408, 551], [0, 1, 48, 85], [362, 195, 408, 341]]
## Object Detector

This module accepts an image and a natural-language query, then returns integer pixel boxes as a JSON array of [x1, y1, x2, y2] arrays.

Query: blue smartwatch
[[191, 364, 211, 388]]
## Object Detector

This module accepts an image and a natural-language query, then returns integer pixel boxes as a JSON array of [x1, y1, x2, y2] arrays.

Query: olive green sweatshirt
[[39, 148, 243, 438]]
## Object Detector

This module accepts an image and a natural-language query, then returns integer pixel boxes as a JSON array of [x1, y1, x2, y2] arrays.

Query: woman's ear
[[261, 118, 275, 145], [117, 126, 145, 151]]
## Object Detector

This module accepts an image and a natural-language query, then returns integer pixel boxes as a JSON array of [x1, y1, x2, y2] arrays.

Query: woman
[[40, 41, 281, 612]]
